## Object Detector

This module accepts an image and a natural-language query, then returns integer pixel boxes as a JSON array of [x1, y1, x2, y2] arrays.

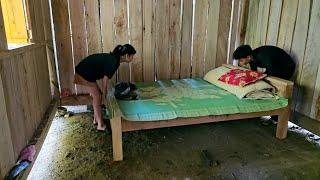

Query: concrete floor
[[27, 107, 320, 179]]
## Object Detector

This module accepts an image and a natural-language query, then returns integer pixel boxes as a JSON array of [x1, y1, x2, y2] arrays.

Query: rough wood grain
[[216, 0, 232, 66], [114, 0, 130, 82], [51, 0, 75, 96], [277, 0, 298, 51], [155, 0, 170, 80], [297, 0, 320, 117], [169, 0, 181, 79], [205, 0, 220, 73], [69, 0, 88, 94], [100, 0, 116, 83], [192, 0, 208, 78], [266, 0, 282, 45], [130, 0, 143, 82], [142, 0, 155, 82], [180, 0, 193, 78]]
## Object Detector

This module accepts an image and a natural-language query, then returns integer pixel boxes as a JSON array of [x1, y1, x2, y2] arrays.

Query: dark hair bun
[[113, 44, 136, 56]]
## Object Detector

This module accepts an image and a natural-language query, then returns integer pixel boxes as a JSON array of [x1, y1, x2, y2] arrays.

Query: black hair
[[233, 45, 252, 59], [112, 44, 136, 56]]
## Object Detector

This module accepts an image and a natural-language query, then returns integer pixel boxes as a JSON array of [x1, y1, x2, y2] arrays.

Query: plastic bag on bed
[[114, 82, 138, 100]]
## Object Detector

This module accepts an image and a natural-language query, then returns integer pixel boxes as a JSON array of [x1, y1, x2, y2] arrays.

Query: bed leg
[[110, 116, 123, 161], [276, 108, 289, 139]]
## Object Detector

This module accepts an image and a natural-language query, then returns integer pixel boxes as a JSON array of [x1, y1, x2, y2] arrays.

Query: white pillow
[[204, 66, 275, 99]]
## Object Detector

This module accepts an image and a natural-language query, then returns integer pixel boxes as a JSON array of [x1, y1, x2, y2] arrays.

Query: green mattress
[[116, 78, 288, 121]]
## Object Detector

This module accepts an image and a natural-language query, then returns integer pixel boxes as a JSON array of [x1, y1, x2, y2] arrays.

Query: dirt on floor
[[28, 110, 320, 180]]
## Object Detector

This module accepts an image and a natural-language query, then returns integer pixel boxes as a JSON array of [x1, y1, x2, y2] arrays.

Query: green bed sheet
[[116, 78, 288, 121]]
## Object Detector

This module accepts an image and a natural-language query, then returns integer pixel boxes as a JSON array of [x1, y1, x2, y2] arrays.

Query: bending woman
[[74, 44, 136, 131]]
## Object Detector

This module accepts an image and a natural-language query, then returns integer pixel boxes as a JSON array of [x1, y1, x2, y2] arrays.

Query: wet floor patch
[[28, 109, 320, 179]]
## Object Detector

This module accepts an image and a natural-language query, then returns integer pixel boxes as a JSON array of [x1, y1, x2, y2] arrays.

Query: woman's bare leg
[[88, 84, 105, 130]]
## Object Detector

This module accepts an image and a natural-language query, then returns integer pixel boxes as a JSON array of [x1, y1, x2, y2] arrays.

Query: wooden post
[[110, 117, 123, 161], [0, 0, 8, 50], [276, 107, 289, 139]]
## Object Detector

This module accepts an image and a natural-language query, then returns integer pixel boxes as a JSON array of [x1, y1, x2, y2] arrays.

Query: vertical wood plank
[[32, 49, 46, 117], [28, 0, 45, 42], [155, 0, 170, 80], [39, 46, 52, 109], [216, 0, 232, 66], [84, 0, 104, 92], [41, 0, 53, 45], [290, 0, 310, 111], [254, 0, 270, 47], [130, 0, 143, 82], [16, 55, 33, 141], [85, 0, 102, 54], [205, 0, 220, 73], [192, 0, 208, 78], [24, 50, 41, 132], [69, 0, 88, 94], [114, 0, 130, 82], [52, 0, 75, 96], [101, 0, 115, 53], [298, 0, 320, 116], [277, 0, 298, 51], [142, 0, 155, 82], [266, 0, 282, 45], [291, 0, 310, 83], [0, 61, 15, 178], [101, 0, 116, 83], [238, 0, 249, 45], [228, 0, 240, 63], [180, 0, 192, 78], [244, 0, 259, 47], [0, 0, 7, 50], [169, 0, 181, 79], [2, 58, 26, 157]]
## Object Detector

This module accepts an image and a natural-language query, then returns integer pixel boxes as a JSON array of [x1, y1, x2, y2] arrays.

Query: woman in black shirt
[[74, 44, 136, 131]]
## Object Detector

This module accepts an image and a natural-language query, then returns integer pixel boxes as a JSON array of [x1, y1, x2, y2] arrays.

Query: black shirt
[[249, 46, 295, 80], [75, 53, 120, 82]]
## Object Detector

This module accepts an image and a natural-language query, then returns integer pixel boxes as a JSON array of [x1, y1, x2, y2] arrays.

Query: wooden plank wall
[[0, 0, 53, 177], [243, 0, 320, 120], [52, 0, 234, 94], [0, 45, 51, 177]]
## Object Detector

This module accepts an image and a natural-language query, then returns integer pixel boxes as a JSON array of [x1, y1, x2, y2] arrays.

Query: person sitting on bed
[[233, 45, 295, 80], [74, 44, 136, 131]]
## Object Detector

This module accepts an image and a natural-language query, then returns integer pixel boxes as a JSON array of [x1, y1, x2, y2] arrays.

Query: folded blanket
[[204, 65, 276, 99]]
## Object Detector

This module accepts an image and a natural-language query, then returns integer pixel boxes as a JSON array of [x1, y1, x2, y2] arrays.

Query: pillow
[[204, 66, 275, 99], [218, 69, 266, 87]]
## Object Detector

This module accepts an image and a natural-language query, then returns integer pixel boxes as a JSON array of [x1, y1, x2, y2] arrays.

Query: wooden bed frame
[[105, 76, 293, 161]]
